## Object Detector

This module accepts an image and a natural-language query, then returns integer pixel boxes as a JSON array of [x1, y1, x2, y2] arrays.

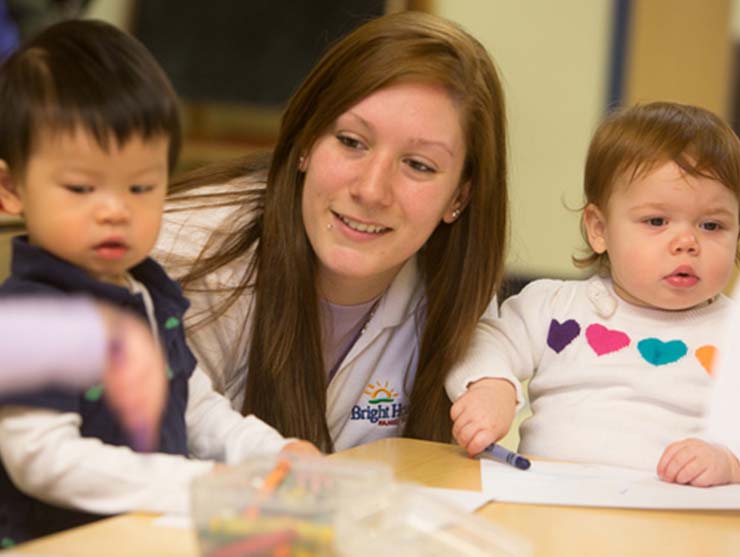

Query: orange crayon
[[243, 459, 291, 519]]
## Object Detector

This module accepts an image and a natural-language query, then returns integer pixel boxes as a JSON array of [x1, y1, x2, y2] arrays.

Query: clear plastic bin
[[335, 483, 532, 557], [191, 455, 392, 557]]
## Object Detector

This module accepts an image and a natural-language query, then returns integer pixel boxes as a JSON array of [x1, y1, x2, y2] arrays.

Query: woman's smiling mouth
[[332, 210, 391, 234]]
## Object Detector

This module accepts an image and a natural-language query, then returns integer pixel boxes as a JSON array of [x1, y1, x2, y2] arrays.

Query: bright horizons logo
[[351, 380, 406, 426], [364, 381, 397, 404]]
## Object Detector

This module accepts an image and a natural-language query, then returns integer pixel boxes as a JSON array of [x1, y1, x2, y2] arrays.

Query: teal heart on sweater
[[637, 338, 687, 366]]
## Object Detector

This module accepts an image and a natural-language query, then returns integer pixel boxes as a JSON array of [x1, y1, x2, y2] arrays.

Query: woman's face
[[301, 81, 468, 305]]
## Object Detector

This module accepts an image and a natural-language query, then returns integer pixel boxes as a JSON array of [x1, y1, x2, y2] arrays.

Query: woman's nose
[[350, 154, 394, 207]]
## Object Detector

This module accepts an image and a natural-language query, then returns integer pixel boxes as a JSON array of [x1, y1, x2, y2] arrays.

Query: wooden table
[[334, 439, 740, 557], [8, 438, 740, 556]]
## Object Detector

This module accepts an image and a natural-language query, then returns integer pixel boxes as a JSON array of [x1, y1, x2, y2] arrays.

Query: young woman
[[157, 11, 512, 452]]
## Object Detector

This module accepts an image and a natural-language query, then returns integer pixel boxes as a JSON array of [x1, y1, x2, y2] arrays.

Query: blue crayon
[[482, 443, 531, 470]]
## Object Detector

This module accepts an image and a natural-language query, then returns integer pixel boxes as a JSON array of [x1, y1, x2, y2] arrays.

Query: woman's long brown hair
[[170, 12, 508, 452]]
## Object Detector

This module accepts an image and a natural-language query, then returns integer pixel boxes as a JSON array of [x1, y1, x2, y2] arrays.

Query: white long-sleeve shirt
[[0, 365, 289, 515]]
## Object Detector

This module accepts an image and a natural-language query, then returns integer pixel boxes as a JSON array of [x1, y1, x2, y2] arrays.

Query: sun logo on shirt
[[364, 381, 398, 404]]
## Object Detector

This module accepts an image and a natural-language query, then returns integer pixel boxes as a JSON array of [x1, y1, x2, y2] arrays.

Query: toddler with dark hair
[[0, 19, 316, 545]]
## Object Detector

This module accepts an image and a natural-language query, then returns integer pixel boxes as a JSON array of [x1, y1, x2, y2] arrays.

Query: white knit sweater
[[446, 275, 733, 471]]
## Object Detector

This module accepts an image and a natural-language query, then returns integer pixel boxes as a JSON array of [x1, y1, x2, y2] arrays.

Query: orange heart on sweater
[[695, 345, 717, 376]]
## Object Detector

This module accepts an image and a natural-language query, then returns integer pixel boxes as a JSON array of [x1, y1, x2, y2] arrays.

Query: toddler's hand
[[450, 378, 516, 457], [657, 438, 740, 487], [280, 440, 322, 457], [99, 304, 167, 451]]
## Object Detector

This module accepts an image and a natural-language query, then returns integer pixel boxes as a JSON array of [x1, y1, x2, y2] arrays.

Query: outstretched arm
[[446, 282, 562, 457], [186, 367, 320, 462], [0, 297, 167, 450], [0, 297, 108, 389]]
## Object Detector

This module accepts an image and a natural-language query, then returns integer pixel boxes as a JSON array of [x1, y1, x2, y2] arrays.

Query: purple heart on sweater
[[547, 319, 581, 353]]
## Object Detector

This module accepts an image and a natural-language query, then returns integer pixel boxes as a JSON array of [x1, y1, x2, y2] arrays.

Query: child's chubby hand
[[657, 438, 740, 487], [450, 378, 517, 457], [98, 303, 167, 452], [280, 440, 322, 457]]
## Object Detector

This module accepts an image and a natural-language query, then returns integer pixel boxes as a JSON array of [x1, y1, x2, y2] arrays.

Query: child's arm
[[445, 298, 526, 407], [0, 297, 107, 387], [0, 297, 166, 451], [0, 406, 214, 514], [445, 310, 523, 456], [445, 281, 559, 456], [657, 438, 740, 487], [186, 367, 320, 461]]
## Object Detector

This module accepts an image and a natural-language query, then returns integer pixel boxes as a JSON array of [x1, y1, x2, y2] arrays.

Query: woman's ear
[[442, 180, 471, 224], [298, 152, 309, 172], [0, 160, 23, 215], [583, 203, 608, 254]]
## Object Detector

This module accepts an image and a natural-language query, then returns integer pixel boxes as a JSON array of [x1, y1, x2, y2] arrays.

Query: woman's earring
[[451, 208, 461, 220], [298, 155, 307, 171]]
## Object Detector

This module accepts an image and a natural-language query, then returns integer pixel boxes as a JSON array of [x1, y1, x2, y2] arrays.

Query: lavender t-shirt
[[321, 297, 378, 382]]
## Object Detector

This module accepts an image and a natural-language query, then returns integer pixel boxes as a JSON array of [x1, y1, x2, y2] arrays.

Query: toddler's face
[[585, 161, 739, 310], [1, 127, 169, 286]]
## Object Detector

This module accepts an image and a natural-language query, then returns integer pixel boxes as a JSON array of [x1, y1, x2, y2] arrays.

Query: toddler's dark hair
[[0, 19, 181, 176]]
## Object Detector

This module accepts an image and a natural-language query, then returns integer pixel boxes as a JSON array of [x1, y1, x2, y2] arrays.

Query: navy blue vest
[[0, 237, 196, 545]]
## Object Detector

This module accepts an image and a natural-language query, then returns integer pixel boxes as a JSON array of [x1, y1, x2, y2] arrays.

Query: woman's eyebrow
[[341, 111, 455, 157]]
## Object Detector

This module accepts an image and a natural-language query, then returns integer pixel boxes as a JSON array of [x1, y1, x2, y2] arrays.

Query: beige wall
[[433, 1, 612, 278], [435, 1, 734, 279], [625, 0, 732, 115], [84, 0, 133, 28]]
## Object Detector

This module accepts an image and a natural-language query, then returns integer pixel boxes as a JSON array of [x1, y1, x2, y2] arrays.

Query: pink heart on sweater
[[586, 323, 630, 356]]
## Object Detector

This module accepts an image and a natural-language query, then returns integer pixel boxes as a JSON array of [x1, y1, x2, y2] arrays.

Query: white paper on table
[[481, 459, 740, 509]]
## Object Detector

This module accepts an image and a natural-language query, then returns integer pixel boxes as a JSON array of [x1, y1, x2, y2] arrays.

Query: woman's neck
[[317, 265, 402, 305]]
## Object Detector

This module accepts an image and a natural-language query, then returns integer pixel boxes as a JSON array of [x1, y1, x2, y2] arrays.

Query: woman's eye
[[64, 185, 93, 194], [336, 134, 364, 150], [130, 185, 154, 194], [406, 159, 435, 174]]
